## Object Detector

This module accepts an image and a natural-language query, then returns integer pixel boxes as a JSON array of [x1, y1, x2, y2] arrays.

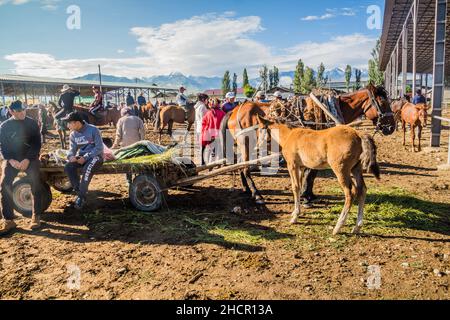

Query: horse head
[[364, 85, 396, 136], [416, 104, 430, 127]]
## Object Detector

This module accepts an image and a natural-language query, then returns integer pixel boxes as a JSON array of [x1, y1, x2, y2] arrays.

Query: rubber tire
[[129, 175, 163, 212], [51, 177, 73, 193], [12, 177, 52, 218]]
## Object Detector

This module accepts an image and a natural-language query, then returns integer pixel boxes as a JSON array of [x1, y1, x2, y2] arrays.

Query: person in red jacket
[[201, 98, 225, 164], [89, 86, 104, 116]]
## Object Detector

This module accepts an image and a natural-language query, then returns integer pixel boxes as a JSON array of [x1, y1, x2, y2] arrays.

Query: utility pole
[[98, 64, 104, 106]]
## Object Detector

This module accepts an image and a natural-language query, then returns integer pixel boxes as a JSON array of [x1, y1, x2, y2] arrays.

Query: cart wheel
[[129, 175, 163, 212], [12, 178, 52, 218], [52, 177, 73, 193]]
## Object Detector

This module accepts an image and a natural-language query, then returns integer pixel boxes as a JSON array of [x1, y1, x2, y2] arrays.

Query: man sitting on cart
[[63, 112, 104, 210], [0, 101, 43, 235]]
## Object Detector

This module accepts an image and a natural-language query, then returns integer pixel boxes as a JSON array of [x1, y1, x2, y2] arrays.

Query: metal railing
[[433, 115, 450, 166]]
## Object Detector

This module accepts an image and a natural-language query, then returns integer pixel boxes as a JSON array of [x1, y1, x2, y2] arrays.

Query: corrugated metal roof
[[379, 0, 450, 74], [0, 74, 178, 92]]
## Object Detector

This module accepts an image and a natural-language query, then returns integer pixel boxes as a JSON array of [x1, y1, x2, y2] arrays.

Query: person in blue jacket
[[63, 112, 104, 210], [412, 89, 426, 105]]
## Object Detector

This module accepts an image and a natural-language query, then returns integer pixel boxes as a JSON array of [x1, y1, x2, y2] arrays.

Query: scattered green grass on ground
[[81, 186, 449, 251]]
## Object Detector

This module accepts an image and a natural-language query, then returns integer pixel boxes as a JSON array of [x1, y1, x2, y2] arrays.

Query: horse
[[73, 105, 121, 127], [155, 103, 196, 143], [140, 101, 157, 126], [48, 102, 69, 149], [257, 115, 380, 235], [400, 103, 430, 152], [220, 84, 395, 205], [390, 97, 409, 130]]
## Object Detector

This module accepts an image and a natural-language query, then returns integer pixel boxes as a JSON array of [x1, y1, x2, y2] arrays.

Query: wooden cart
[[11, 154, 280, 217]]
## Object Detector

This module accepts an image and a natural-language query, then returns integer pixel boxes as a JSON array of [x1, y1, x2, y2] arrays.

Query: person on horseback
[[89, 86, 104, 117], [55, 84, 80, 120], [177, 86, 193, 121], [63, 112, 104, 210], [222, 92, 238, 113]]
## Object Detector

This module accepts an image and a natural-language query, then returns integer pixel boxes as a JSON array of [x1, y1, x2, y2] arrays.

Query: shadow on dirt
[[9, 186, 293, 252]]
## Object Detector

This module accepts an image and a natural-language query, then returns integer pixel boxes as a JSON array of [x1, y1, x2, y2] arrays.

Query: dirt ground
[[0, 119, 449, 300]]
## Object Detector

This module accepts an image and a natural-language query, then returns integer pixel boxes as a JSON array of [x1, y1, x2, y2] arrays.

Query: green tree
[[243, 84, 255, 98], [301, 67, 316, 93], [222, 71, 231, 97], [317, 63, 326, 88], [269, 69, 274, 90], [259, 65, 269, 93], [345, 65, 352, 92], [243, 68, 249, 88], [293, 59, 305, 94], [368, 38, 384, 86], [232, 73, 238, 94], [273, 66, 280, 88], [354, 68, 362, 90]]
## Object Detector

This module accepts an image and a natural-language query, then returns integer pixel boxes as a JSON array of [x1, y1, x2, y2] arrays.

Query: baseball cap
[[62, 112, 85, 123]]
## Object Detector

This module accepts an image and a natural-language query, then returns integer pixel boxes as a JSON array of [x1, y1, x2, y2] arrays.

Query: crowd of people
[[0, 83, 285, 235]]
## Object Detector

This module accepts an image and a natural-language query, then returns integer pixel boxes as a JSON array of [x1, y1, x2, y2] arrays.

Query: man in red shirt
[[89, 87, 104, 116]]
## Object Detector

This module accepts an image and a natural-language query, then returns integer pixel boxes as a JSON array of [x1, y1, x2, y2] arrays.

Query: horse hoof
[[352, 227, 361, 234], [303, 202, 313, 209], [290, 219, 297, 225]]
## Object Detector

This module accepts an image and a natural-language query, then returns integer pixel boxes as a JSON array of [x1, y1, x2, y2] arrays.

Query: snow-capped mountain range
[[74, 68, 369, 92]]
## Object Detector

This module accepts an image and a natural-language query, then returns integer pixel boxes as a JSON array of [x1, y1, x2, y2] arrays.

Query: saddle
[[181, 103, 195, 121]]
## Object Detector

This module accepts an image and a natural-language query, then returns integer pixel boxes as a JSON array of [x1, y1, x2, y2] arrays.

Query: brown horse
[[156, 104, 195, 143], [303, 85, 396, 135], [257, 116, 380, 235], [390, 97, 409, 130], [73, 105, 121, 127], [48, 102, 69, 149], [220, 85, 395, 205], [401, 103, 429, 152], [140, 101, 156, 125]]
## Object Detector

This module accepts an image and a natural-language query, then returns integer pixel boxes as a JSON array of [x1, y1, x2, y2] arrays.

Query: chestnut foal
[[258, 116, 381, 235], [400, 103, 429, 152]]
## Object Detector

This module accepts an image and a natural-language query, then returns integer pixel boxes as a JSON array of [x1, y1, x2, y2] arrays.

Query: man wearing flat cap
[[0, 101, 43, 235], [63, 112, 104, 210]]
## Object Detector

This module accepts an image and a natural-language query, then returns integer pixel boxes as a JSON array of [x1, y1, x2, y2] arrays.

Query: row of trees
[[221, 39, 385, 98], [222, 66, 280, 98]]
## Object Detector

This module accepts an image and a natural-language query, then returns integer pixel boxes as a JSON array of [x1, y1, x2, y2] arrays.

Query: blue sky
[[0, 0, 385, 79]]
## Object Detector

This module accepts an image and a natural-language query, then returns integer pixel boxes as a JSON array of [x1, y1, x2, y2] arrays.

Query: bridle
[[364, 88, 394, 134]]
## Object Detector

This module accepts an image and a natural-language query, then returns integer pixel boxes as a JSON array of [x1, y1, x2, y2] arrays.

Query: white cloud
[[273, 34, 376, 71], [0, 0, 60, 10], [301, 7, 357, 21], [4, 13, 376, 79], [117, 49, 125, 54]]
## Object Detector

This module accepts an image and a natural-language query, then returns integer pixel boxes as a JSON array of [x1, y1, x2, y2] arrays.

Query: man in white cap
[[55, 84, 80, 120], [255, 91, 269, 103], [222, 92, 238, 113], [273, 91, 284, 102]]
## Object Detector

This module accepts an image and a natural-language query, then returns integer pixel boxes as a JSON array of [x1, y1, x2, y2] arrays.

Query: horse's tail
[[359, 133, 380, 180], [219, 111, 232, 160]]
